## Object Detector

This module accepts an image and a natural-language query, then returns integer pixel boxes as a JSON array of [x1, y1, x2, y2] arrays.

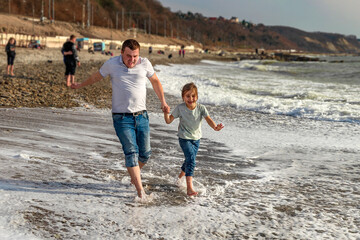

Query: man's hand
[[161, 104, 170, 114]]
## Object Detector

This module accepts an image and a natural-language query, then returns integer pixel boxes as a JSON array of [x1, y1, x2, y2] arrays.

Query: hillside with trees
[[1, 0, 360, 53]]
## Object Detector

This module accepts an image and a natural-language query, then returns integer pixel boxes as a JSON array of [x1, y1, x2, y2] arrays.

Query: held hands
[[163, 104, 174, 124], [161, 104, 170, 114]]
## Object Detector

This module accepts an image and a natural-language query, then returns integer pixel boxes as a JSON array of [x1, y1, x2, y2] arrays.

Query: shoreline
[[0, 47, 355, 110], [0, 47, 234, 110]]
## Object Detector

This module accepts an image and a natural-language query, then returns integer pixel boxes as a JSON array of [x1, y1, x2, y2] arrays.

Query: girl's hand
[[162, 105, 170, 114], [214, 123, 224, 131]]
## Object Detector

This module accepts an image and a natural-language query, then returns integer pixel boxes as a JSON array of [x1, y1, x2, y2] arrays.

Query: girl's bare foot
[[187, 191, 198, 196]]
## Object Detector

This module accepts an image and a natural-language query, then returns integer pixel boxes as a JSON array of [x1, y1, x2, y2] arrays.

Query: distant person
[[149, 46, 152, 55], [71, 39, 170, 199], [181, 45, 185, 58], [168, 53, 173, 59], [61, 35, 80, 87], [88, 46, 94, 54], [5, 37, 16, 76], [61, 38, 70, 64], [163, 82, 224, 196]]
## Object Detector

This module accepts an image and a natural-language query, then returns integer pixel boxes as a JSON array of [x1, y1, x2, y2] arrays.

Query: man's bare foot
[[138, 189, 147, 198]]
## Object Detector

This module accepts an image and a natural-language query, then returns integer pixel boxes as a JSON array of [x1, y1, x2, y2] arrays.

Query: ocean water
[[155, 56, 360, 124], [0, 57, 359, 239]]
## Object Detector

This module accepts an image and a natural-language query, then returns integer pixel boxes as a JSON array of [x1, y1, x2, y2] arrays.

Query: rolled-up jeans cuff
[[125, 153, 138, 167], [138, 156, 149, 164]]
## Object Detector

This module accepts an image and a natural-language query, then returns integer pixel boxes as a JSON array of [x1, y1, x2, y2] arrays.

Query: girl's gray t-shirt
[[171, 103, 209, 140]]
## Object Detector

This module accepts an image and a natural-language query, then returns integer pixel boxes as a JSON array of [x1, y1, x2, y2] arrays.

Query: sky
[[157, 0, 360, 38]]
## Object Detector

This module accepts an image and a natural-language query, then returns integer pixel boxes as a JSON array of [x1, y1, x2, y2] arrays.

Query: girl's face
[[10, 39, 14, 44], [183, 89, 198, 109]]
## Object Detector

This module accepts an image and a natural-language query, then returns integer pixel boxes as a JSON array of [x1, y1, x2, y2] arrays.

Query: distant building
[[230, 17, 239, 23], [208, 16, 239, 23]]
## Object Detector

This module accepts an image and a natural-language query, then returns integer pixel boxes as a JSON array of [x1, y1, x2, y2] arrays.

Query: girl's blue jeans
[[179, 138, 200, 177], [112, 111, 151, 167]]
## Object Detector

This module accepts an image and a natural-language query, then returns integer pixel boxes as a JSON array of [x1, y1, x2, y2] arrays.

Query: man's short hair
[[70, 35, 76, 40], [121, 39, 140, 52]]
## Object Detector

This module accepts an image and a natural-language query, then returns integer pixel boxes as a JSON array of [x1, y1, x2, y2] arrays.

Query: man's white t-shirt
[[99, 55, 155, 113]]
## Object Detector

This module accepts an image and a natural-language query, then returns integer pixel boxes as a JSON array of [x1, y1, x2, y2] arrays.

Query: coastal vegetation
[[0, 0, 359, 53]]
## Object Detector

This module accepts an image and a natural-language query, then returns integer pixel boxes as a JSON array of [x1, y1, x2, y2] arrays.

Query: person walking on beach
[[61, 38, 70, 63], [71, 39, 169, 199], [163, 82, 223, 196], [61, 35, 80, 87], [5, 37, 16, 76]]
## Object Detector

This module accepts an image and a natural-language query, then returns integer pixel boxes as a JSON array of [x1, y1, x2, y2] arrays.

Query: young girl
[[164, 82, 224, 196], [5, 38, 16, 76]]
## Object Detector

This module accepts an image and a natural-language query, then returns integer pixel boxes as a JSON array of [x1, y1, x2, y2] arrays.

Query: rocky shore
[[0, 48, 223, 111], [0, 47, 324, 111]]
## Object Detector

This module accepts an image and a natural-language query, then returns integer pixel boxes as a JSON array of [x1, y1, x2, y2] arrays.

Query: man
[[62, 35, 80, 87], [72, 39, 169, 198]]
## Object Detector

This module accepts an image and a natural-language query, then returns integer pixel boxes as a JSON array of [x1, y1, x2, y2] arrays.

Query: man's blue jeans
[[112, 111, 151, 167], [179, 138, 200, 177]]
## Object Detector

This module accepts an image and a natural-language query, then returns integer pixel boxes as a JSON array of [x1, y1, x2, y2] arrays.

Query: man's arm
[[71, 71, 103, 89], [148, 72, 169, 112]]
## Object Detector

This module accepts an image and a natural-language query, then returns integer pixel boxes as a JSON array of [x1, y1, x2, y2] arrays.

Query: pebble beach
[[0, 47, 207, 110]]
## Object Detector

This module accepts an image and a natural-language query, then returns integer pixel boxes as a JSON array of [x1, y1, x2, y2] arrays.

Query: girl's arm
[[164, 113, 175, 124], [205, 116, 224, 131]]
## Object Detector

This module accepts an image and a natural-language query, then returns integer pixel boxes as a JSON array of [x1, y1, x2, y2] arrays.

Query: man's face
[[122, 47, 139, 68]]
